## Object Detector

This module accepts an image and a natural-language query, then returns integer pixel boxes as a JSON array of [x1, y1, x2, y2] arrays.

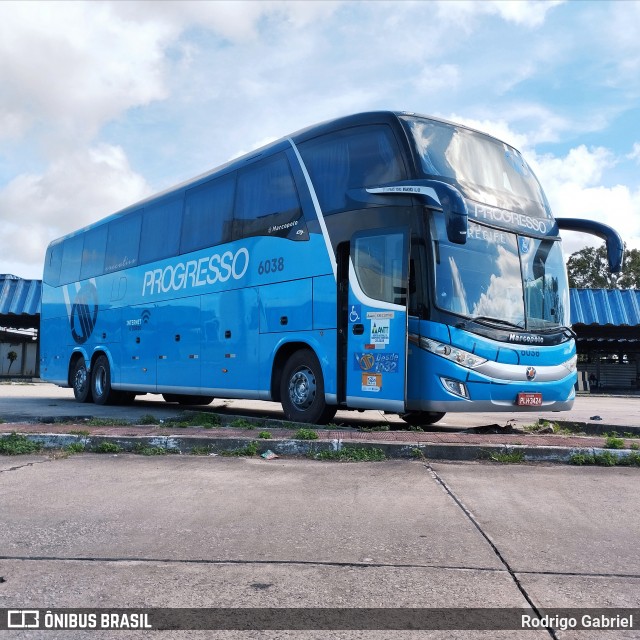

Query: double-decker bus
[[40, 111, 623, 425]]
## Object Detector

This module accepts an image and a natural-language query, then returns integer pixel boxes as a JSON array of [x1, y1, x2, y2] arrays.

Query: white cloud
[[0, 145, 151, 278], [628, 143, 640, 164], [532, 146, 640, 257], [0, 2, 175, 143], [434, 0, 564, 29]]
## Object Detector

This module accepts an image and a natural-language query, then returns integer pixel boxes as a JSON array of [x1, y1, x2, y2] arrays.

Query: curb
[[7, 432, 640, 465]]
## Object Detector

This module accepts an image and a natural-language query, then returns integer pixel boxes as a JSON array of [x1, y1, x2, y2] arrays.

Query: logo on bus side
[[70, 282, 99, 345], [142, 248, 249, 296]]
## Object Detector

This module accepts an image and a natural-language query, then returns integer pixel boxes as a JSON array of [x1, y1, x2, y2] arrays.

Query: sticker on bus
[[362, 373, 382, 392]]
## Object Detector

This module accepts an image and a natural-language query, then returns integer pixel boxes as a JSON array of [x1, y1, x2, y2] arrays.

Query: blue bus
[[40, 111, 623, 425]]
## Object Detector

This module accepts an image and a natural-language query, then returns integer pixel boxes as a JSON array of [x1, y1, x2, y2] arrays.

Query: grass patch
[[570, 451, 640, 467], [258, 431, 272, 439], [359, 424, 390, 432], [0, 433, 43, 455], [132, 443, 175, 456], [230, 418, 257, 430], [294, 428, 318, 440], [220, 441, 258, 457], [410, 447, 424, 459], [69, 429, 90, 437], [85, 418, 130, 427], [92, 441, 123, 454], [312, 446, 386, 462], [138, 414, 161, 425], [65, 442, 86, 453], [631, 443, 639, 451], [165, 412, 222, 429], [605, 435, 626, 449], [489, 449, 525, 464], [190, 445, 216, 456]]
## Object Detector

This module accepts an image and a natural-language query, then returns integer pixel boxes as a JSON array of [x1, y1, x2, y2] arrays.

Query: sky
[[1, 0, 639, 280]]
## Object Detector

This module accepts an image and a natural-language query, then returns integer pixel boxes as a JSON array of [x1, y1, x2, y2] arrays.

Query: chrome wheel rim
[[288, 367, 316, 411]]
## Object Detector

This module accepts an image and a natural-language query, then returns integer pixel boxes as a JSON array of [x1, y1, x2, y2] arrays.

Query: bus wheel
[[71, 357, 92, 403], [91, 355, 115, 406], [398, 411, 446, 428], [280, 349, 337, 424]]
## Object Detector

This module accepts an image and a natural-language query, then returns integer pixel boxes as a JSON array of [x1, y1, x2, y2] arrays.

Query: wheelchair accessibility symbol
[[349, 305, 361, 323]]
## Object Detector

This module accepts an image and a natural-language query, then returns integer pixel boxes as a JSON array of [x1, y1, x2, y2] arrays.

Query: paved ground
[[1, 455, 638, 639], [2, 381, 640, 431], [1, 382, 639, 638]]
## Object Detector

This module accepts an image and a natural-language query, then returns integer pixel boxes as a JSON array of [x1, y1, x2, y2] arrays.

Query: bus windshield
[[404, 116, 548, 215], [433, 219, 570, 330]]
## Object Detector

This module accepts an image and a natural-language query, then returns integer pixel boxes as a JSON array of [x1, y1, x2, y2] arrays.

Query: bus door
[[345, 229, 409, 413]]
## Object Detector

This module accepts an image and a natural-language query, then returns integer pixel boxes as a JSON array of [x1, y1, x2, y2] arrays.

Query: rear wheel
[[397, 411, 446, 428], [280, 349, 337, 424], [91, 355, 116, 406], [71, 357, 92, 403]]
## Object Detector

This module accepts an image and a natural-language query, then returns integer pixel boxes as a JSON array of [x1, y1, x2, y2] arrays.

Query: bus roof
[[47, 110, 512, 246]]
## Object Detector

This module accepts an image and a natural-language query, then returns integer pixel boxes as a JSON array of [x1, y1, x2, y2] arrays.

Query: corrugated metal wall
[[0, 274, 41, 321], [570, 288, 640, 326]]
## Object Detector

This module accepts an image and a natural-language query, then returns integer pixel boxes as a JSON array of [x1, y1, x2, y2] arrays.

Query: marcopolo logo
[[70, 282, 99, 345]]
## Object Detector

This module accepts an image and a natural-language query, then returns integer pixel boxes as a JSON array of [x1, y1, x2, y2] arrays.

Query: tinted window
[[59, 234, 84, 285], [235, 153, 307, 241], [353, 231, 407, 305], [140, 197, 183, 264], [105, 214, 141, 273], [181, 174, 235, 254], [44, 241, 63, 286], [80, 224, 108, 279], [298, 125, 406, 214]]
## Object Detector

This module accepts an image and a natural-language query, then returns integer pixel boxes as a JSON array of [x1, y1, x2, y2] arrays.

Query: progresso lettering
[[142, 248, 249, 296], [472, 203, 548, 234]]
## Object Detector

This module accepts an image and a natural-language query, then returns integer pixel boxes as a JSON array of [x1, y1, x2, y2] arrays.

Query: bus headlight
[[419, 337, 487, 369], [441, 377, 469, 398], [561, 355, 577, 374]]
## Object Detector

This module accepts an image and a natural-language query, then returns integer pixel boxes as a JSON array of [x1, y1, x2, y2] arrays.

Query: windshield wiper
[[471, 316, 526, 331]]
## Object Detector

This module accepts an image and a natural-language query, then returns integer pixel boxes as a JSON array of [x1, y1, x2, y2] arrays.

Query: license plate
[[517, 392, 542, 406]]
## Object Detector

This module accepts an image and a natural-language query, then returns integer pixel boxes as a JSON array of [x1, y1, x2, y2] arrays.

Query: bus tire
[[398, 411, 446, 428], [71, 357, 92, 403], [91, 355, 115, 406], [280, 349, 337, 424]]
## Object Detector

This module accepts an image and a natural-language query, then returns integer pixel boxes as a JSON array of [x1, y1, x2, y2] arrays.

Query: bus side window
[[140, 197, 183, 264], [59, 234, 84, 285], [298, 125, 407, 215], [80, 224, 108, 280], [181, 174, 236, 254], [44, 241, 63, 286], [235, 153, 307, 241], [105, 214, 142, 273]]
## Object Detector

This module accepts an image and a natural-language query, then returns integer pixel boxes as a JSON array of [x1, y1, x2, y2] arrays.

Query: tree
[[6, 350, 18, 373], [566, 244, 640, 289]]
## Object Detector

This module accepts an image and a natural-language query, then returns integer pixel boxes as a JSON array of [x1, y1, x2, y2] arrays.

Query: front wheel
[[72, 357, 92, 403], [280, 349, 337, 424], [91, 355, 116, 406]]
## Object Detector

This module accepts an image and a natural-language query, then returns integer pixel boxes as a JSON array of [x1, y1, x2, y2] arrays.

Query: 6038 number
[[258, 257, 285, 275]]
